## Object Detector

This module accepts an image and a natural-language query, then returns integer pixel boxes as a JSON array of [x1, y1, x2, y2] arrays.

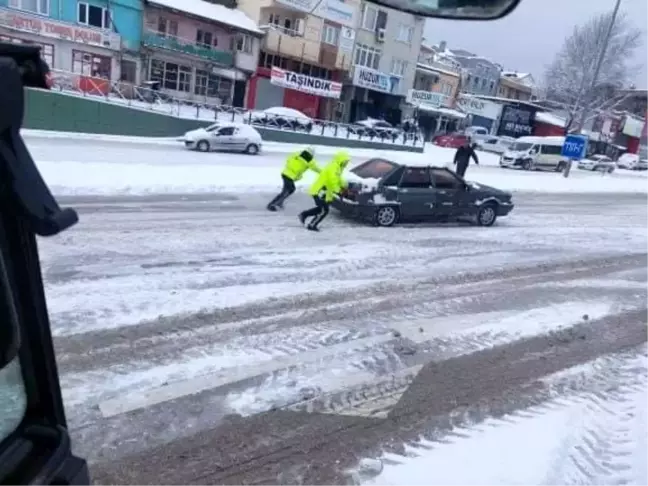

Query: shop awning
[[416, 104, 467, 118]]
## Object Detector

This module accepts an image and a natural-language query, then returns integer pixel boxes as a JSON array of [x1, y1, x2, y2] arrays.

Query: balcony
[[261, 25, 319, 64], [142, 30, 234, 67]]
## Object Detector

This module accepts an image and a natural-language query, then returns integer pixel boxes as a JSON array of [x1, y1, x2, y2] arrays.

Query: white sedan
[[183, 123, 262, 154], [577, 154, 616, 173], [617, 153, 648, 170]]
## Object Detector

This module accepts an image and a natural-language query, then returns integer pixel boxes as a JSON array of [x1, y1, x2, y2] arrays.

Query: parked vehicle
[[499, 136, 567, 172], [616, 153, 648, 171], [183, 123, 262, 154], [332, 158, 514, 227], [348, 118, 401, 140], [249, 107, 313, 132], [476, 135, 515, 154], [578, 154, 616, 173], [433, 132, 471, 148], [465, 126, 492, 145]]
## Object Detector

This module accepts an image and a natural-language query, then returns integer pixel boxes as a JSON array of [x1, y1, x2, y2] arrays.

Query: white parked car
[[577, 154, 616, 173], [464, 126, 492, 145], [183, 123, 262, 154], [349, 118, 402, 139], [476, 135, 515, 154], [249, 106, 313, 132], [616, 153, 648, 170]]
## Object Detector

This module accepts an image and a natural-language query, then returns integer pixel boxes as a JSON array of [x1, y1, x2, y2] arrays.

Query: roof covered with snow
[[536, 111, 567, 128], [147, 0, 263, 35]]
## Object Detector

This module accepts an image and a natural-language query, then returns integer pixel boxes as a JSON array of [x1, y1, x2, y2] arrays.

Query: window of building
[[120, 59, 137, 83], [8, 0, 48, 15], [354, 44, 381, 70], [390, 58, 407, 77], [77, 2, 110, 29], [236, 34, 252, 54], [72, 50, 111, 78], [0, 35, 54, 68], [195, 69, 232, 101], [258, 51, 288, 70], [157, 17, 178, 37], [361, 4, 377, 30], [322, 24, 339, 46], [196, 29, 214, 48], [150, 59, 191, 92], [396, 24, 413, 43]]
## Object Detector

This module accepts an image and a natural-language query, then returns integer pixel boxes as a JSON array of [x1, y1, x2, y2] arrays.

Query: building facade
[[0, 0, 142, 85], [238, 0, 358, 119], [498, 71, 534, 101], [343, 1, 424, 124], [141, 0, 263, 107]]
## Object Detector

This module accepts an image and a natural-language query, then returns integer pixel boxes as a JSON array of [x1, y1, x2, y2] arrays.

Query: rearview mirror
[[367, 0, 521, 20]]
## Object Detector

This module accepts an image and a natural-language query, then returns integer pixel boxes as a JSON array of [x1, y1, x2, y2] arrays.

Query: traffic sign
[[561, 134, 588, 159]]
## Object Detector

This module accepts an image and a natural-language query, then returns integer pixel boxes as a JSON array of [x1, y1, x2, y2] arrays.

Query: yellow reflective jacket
[[281, 149, 320, 181], [309, 151, 350, 203]]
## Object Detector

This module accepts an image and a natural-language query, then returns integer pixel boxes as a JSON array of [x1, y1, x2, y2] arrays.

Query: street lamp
[[564, 0, 622, 178]]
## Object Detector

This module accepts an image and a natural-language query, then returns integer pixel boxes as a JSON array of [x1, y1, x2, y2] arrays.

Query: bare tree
[[543, 10, 643, 132]]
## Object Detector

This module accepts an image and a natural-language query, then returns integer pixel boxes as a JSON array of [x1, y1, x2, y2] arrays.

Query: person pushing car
[[267, 146, 320, 211], [453, 138, 479, 177], [298, 151, 350, 232]]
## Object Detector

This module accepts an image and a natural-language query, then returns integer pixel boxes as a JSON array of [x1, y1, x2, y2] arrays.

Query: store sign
[[270, 66, 342, 99], [339, 26, 355, 52], [0, 7, 120, 50], [497, 104, 537, 137], [622, 115, 644, 138], [275, 0, 356, 27], [406, 89, 448, 110], [352, 66, 399, 95], [456, 94, 502, 120]]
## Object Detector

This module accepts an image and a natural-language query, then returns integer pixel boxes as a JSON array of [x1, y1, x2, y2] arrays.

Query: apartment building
[[237, 0, 359, 119], [498, 71, 534, 101], [0, 0, 141, 84], [344, 0, 424, 124], [141, 0, 263, 106]]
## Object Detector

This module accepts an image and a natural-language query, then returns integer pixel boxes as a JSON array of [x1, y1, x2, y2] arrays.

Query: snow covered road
[[37, 190, 648, 484]]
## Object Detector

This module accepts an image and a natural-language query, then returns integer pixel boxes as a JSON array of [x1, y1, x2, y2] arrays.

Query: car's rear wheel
[[374, 206, 399, 227], [196, 140, 210, 152], [555, 161, 566, 172], [245, 143, 259, 155], [476, 203, 498, 227]]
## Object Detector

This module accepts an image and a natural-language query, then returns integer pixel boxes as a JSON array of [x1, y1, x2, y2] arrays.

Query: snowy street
[[37, 183, 647, 483]]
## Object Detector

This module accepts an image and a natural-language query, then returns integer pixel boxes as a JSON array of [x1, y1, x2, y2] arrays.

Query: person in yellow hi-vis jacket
[[298, 151, 350, 232], [267, 146, 320, 211]]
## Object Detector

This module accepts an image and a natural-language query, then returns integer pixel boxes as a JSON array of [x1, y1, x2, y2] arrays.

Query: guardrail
[[47, 69, 425, 147]]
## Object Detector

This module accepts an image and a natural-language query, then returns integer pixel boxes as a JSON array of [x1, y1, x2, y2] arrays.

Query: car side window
[[430, 168, 463, 190], [382, 166, 405, 187], [399, 167, 431, 189], [217, 127, 235, 136]]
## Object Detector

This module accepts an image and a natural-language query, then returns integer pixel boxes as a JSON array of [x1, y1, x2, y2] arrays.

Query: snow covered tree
[[543, 10, 643, 132]]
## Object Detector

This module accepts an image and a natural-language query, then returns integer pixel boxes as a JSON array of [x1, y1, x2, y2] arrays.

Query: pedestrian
[[267, 146, 319, 211], [298, 151, 350, 232], [453, 138, 479, 177]]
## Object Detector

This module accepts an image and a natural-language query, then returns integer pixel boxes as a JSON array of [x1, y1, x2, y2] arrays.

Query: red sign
[[0, 8, 118, 49]]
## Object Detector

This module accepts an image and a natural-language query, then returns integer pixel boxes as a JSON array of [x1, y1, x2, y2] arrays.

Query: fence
[[46, 69, 425, 148]]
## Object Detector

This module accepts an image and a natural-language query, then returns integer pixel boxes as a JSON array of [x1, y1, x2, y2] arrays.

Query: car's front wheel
[[374, 206, 399, 227], [196, 140, 210, 152], [522, 159, 533, 170], [476, 203, 498, 227], [245, 143, 260, 155]]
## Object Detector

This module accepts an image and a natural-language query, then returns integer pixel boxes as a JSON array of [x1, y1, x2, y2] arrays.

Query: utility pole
[[563, 0, 622, 178]]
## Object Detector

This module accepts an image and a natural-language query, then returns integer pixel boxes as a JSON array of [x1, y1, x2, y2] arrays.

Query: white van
[[499, 136, 568, 172]]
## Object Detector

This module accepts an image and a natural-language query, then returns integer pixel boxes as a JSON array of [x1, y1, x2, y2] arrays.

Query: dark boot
[[298, 213, 306, 225], [306, 224, 320, 232]]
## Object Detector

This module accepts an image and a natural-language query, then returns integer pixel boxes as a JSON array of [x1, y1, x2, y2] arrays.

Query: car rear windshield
[[351, 159, 399, 179]]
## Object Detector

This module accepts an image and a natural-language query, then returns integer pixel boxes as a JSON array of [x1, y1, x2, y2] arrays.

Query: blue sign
[[561, 135, 588, 159]]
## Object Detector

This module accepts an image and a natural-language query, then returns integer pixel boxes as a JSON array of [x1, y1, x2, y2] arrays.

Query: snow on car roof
[[147, 0, 263, 35], [263, 106, 312, 121]]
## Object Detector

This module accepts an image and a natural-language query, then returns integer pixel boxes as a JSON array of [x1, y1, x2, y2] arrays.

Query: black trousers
[[456, 161, 468, 177], [268, 174, 296, 208], [301, 196, 329, 228]]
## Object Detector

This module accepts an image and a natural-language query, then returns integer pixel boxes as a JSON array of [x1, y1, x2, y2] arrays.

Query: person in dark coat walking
[[453, 139, 479, 177]]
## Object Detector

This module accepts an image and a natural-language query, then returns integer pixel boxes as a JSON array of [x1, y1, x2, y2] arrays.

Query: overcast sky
[[423, 0, 648, 89]]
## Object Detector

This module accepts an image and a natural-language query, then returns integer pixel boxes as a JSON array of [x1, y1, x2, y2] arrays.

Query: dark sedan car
[[332, 158, 514, 227]]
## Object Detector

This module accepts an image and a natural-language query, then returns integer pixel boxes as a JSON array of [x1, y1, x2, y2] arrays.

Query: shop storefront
[[496, 103, 538, 138], [455, 94, 502, 133], [619, 114, 645, 154], [405, 89, 466, 139], [348, 65, 403, 125], [246, 63, 342, 119], [0, 6, 123, 89]]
